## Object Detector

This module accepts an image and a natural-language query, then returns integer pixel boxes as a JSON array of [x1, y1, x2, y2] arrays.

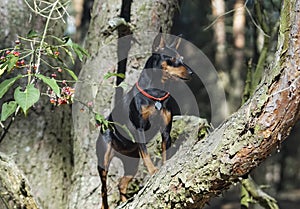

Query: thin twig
[[35, 0, 59, 75], [24, 0, 70, 20], [0, 117, 14, 144], [205, 0, 270, 38], [203, 9, 236, 31], [269, 75, 300, 98], [204, 0, 250, 31], [245, 6, 270, 38]]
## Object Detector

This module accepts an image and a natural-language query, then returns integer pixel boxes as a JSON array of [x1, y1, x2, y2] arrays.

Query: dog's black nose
[[185, 65, 193, 75]]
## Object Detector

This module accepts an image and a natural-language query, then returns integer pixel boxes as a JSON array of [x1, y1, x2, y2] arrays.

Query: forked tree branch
[[119, 1, 300, 208]]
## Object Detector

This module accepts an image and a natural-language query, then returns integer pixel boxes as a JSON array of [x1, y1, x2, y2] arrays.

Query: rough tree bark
[[0, 152, 41, 209], [0, 1, 73, 209], [117, 0, 300, 208], [69, 0, 179, 208]]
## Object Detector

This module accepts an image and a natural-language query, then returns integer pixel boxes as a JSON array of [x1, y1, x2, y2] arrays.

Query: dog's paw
[[150, 167, 158, 175]]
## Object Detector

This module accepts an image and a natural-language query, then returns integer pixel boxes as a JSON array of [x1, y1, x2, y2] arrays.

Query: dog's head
[[151, 34, 193, 81]]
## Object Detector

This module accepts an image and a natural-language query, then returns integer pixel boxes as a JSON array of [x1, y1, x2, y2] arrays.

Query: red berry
[[13, 51, 20, 56], [15, 40, 20, 45], [50, 98, 56, 104], [5, 50, 10, 55], [57, 68, 62, 73], [51, 73, 57, 78], [54, 51, 60, 56], [58, 98, 67, 105]]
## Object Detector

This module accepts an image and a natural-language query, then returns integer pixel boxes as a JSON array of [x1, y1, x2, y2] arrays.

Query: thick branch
[[0, 152, 41, 209], [119, 1, 300, 208]]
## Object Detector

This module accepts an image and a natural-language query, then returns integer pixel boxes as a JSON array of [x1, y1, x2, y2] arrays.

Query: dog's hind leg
[[118, 153, 139, 202], [96, 133, 113, 209]]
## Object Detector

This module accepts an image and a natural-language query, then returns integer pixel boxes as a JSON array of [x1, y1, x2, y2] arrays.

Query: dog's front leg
[[137, 130, 158, 175], [161, 124, 172, 165], [161, 109, 172, 165]]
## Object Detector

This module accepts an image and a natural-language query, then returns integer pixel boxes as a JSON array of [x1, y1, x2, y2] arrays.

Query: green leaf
[[0, 64, 7, 76], [65, 37, 74, 47], [95, 113, 110, 132], [0, 55, 19, 73], [48, 35, 65, 44], [65, 68, 78, 81], [62, 47, 75, 64], [14, 84, 40, 115], [103, 72, 125, 80], [0, 75, 22, 99], [7, 56, 19, 72], [95, 113, 105, 124], [27, 30, 40, 38], [65, 38, 89, 61], [73, 44, 89, 61], [113, 122, 135, 143], [1, 101, 17, 121], [35, 74, 60, 96], [45, 46, 54, 56]]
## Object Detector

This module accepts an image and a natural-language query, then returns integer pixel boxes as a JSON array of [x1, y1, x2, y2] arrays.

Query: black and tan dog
[[96, 34, 193, 209]]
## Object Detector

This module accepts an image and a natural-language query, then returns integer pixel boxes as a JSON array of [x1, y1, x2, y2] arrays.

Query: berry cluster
[[1, 39, 77, 108], [49, 85, 75, 106], [0, 50, 26, 69]]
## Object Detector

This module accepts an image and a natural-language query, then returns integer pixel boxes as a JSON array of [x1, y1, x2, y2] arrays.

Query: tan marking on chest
[[161, 109, 171, 125], [141, 105, 156, 120]]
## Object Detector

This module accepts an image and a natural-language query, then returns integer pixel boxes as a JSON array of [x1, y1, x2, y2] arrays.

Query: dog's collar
[[135, 82, 170, 101]]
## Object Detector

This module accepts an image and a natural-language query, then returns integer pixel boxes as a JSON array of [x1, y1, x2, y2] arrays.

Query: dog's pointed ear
[[170, 35, 182, 50], [152, 33, 166, 52]]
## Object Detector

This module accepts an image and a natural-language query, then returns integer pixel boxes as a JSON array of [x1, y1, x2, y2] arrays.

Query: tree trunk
[[230, 0, 246, 110], [118, 0, 300, 208], [69, 0, 179, 208], [211, 0, 228, 71], [0, 1, 73, 209]]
